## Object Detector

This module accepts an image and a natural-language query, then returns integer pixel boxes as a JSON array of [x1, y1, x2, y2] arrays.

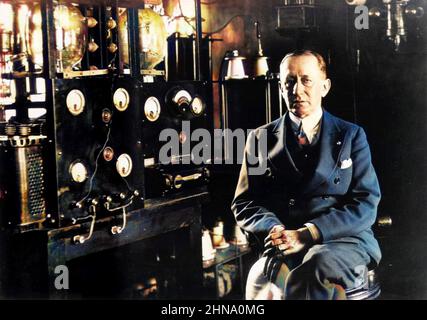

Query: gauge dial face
[[172, 89, 192, 109], [113, 88, 130, 111], [69, 161, 88, 183], [116, 153, 133, 177], [190, 96, 205, 116], [144, 96, 161, 122], [66, 89, 86, 116]]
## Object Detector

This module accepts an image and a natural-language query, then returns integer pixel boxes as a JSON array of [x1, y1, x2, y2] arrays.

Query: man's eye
[[302, 79, 313, 86], [285, 80, 295, 88]]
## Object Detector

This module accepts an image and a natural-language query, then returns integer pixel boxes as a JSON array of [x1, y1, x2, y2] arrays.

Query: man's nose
[[292, 79, 304, 96]]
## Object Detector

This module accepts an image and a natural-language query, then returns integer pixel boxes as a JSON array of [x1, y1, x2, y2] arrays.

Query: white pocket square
[[340, 158, 353, 169]]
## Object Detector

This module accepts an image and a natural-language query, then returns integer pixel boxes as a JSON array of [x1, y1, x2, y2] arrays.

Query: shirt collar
[[289, 107, 323, 132], [288, 107, 323, 143]]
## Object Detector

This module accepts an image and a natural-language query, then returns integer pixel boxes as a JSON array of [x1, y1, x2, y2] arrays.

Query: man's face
[[280, 55, 331, 118]]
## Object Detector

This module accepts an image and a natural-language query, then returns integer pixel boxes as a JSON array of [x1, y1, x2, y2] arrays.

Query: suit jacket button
[[334, 177, 340, 184], [289, 198, 296, 206]]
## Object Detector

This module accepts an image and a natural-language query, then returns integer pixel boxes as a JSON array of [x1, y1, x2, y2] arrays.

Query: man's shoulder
[[325, 111, 361, 133], [249, 111, 364, 137], [251, 117, 283, 136]]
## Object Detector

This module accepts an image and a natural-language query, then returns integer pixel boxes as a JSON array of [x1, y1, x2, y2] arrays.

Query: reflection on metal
[[87, 39, 99, 53], [254, 21, 269, 78], [377, 216, 393, 227], [101, 108, 112, 123], [364, 0, 424, 51], [63, 69, 109, 79], [103, 146, 114, 162], [0, 129, 47, 229], [87, 16, 98, 29], [73, 204, 97, 244]]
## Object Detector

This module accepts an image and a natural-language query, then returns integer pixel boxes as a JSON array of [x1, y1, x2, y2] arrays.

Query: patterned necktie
[[296, 122, 309, 146]]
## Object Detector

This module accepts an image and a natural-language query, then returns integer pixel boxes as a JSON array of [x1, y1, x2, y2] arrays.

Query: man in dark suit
[[231, 50, 381, 299]]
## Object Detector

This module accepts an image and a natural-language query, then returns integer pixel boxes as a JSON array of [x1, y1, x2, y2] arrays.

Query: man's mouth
[[293, 101, 306, 106]]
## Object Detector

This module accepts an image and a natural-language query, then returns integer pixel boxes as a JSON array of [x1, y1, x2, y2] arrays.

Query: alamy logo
[[159, 121, 268, 176], [354, 5, 369, 30], [54, 265, 69, 290]]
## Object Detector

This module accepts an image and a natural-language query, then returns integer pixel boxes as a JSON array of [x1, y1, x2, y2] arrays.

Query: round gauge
[[69, 161, 88, 183], [144, 96, 161, 122], [172, 89, 192, 111], [190, 96, 205, 116], [113, 88, 130, 112], [66, 89, 85, 116], [116, 153, 133, 177]]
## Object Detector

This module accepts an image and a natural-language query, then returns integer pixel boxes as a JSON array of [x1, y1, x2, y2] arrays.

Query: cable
[[178, 0, 197, 32], [77, 120, 112, 205]]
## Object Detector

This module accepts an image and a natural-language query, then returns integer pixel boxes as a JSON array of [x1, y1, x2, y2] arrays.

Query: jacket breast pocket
[[330, 165, 353, 193]]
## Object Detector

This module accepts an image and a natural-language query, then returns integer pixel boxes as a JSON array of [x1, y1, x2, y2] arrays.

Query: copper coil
[[5, 124, 16, 136], [18, 124, 31, 136]]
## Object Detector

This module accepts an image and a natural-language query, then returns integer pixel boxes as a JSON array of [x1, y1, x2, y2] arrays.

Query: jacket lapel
[[268, 113, 303, 179], [268, 110, 345, 192], [303, 110, 344, 195]]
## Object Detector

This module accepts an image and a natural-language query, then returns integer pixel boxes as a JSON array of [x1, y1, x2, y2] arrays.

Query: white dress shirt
[[288, 107, 323, 145]]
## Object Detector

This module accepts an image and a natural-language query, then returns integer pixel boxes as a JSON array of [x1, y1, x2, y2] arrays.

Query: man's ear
[[321, 79, 331, 97]]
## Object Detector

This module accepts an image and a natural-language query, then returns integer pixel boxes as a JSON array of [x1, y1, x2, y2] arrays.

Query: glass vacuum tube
[[118, 8, 167, 71], [53, 4, 87, 72]]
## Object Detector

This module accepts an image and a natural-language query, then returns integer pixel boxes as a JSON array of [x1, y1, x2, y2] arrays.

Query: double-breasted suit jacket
[[231, 110, 381, 266]]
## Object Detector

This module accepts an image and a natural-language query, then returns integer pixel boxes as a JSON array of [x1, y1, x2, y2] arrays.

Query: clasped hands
[[262, 225, 313, 282]]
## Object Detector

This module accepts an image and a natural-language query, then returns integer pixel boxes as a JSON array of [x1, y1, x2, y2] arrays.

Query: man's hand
[[262, 225, 284, 282], [262, 225, 314, 282], [263, 225, 286, 257], [277, 228, 314, 255]]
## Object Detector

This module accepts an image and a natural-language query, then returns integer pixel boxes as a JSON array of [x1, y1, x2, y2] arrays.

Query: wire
[[77, 121, 112, 205], [178, 0, 197, 32]]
